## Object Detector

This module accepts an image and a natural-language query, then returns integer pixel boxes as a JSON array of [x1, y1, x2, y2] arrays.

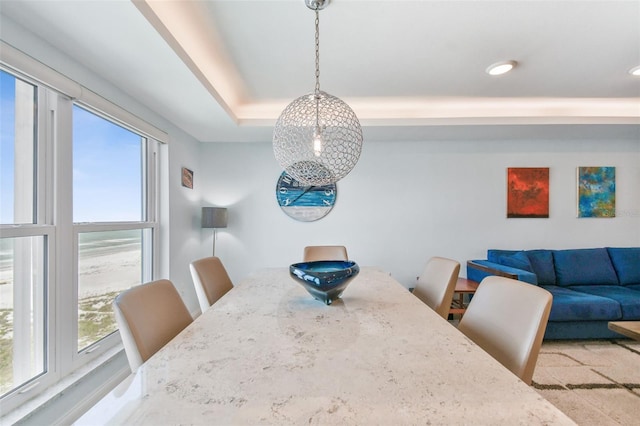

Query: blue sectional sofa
[[467, 247, 640, 339]]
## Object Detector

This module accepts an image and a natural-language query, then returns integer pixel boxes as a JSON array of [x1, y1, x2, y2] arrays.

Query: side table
[[449, 277, 479, 317]]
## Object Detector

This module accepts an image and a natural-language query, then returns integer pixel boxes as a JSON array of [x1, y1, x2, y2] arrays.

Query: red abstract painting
[[507, 168, 549, 218]]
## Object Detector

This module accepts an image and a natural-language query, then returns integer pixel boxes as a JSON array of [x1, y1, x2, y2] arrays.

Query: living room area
[[464, 246, 640, 424]]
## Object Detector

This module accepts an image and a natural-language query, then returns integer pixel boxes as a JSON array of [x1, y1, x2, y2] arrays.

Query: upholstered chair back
[[189, 256, 234, 314], [457, 276, 552, 385], [412, 256, 460, 319], [113, 279, 193, 372], [303, 245, 349, 262]]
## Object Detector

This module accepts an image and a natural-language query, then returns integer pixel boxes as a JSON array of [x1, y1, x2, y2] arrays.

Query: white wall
[[200, 139, 640, 289], [164, 137, 203, 311]]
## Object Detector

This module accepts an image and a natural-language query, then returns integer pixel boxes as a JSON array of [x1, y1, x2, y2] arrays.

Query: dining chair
[[457, 276, 553, 385], [412, 256, 461, 319], [303, 245, 349, 262], [189, 256, 234, 314], [113, 279, 194, 372]]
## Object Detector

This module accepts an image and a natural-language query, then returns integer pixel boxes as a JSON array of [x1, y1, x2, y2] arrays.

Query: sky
[[0, 71, 19, 224], [1, 69, 143, 225], [72, 105, 142, 222]]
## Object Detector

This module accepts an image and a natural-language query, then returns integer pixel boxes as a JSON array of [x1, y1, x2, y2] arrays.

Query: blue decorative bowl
[[289, 260, 360, 305]]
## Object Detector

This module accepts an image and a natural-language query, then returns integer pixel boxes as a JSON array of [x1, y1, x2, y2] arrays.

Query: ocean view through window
[[77, 230, 143, 350]]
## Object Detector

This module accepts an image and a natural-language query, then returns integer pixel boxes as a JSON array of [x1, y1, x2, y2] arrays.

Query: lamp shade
[[273, 91, 362, 186], [202, 207, 228, 228]]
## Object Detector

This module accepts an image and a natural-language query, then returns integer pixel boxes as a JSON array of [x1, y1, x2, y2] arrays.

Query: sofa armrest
[[467, 260, 538, 285]]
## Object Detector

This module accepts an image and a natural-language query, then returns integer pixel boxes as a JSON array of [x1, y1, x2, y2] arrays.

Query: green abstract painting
[[577, 166, 615, 218]]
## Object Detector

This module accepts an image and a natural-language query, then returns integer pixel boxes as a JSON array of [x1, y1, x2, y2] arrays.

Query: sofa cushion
[[607, 247, 640, 285], [553, 248, 619, 286], [569, 286, 640, 320], [544, 321, 623, 340], [526, 250, 556, 285], [541, 285, 622, 322], [628, 284, 640, 292]]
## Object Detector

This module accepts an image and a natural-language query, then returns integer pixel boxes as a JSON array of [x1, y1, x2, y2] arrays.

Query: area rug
[[533, 339, 640, 425]]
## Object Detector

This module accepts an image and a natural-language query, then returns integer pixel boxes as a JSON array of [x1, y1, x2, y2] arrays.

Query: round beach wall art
[[275, 171, 336, 222]]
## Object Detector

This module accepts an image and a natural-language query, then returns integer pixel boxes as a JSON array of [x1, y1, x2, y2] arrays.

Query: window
[[0, 70, 47, 398], [0, 66, 160, 413], [73, 105, 153, 351]]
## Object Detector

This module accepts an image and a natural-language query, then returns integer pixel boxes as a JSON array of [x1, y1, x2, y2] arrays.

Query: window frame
[[0, 65, 161, 414], [65, 102, 160, 367], [0, 71, 58, 410]]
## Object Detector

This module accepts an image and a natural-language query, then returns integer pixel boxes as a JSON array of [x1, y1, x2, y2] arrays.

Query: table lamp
[[202, 207, 227, 256]]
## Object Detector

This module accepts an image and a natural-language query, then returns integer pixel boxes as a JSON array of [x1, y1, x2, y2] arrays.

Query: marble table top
[[77, 267, 575, 425]]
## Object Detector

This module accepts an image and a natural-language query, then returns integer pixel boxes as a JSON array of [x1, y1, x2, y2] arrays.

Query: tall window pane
[[73, 105, 149, 351], [0, 70, 36, 225], [73, 106, 142, 222], [77, 229, 145, 350], [0, 236, 46, 397], [0, 69, 44, 399]]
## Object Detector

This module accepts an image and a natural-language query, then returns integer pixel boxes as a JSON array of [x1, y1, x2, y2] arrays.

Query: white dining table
[[77, 267, 575, 425]]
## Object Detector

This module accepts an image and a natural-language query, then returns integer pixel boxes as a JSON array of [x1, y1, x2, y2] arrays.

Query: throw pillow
[[607, 247, 640, 285], [554, 248, 619, 286], [496, 251, 534, 272], [526, 250, 556, 285]]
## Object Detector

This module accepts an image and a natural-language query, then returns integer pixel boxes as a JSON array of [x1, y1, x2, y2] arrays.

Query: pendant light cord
[[314, 9, 321, 131], [314, 9, 320, 96]]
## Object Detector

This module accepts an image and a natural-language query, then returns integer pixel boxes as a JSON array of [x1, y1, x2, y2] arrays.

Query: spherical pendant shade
[[273, 91, 363, 186]]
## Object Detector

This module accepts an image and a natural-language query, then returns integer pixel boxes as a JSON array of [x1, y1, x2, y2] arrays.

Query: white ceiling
[[1, 0, 639, 142]]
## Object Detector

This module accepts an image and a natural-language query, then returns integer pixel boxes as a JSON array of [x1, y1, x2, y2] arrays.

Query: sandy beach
[[78, 246, 141, 298], [0, 247, 141, 310]]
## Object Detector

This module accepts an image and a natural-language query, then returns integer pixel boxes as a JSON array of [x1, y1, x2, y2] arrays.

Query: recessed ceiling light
[[629, 66, 640, 76], [486, 60, 517, 76]]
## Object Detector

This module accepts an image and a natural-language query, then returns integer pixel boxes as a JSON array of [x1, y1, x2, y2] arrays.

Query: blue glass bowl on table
[[289, 260, 360, 305]]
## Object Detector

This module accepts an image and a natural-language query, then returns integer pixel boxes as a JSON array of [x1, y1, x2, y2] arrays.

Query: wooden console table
[[608, 321, 640, 341], [449, 277, 479, 317]]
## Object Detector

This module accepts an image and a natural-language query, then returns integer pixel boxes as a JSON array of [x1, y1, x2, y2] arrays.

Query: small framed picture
[[506, 167, 549, 218], [577, 166, 615, 218], [182, 167, 194, 189]]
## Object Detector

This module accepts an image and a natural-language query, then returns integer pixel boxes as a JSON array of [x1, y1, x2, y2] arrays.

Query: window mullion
[[52, 94, 75, 375], [11, 78, 38, 387]]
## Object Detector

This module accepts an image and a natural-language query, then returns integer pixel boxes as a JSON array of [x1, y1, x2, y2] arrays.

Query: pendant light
[[273, 0, 363, 186]]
